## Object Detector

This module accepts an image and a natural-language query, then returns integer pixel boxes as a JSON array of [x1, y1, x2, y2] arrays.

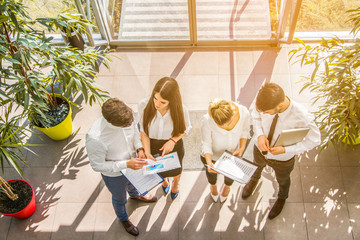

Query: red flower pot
[[0, 179, 36, 219]]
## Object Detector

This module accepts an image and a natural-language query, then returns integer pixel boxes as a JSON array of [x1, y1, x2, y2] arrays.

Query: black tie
[[262, 114, 279, 155]]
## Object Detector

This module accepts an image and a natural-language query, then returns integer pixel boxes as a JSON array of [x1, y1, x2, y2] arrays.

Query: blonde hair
[[208, 99, 233, 126]]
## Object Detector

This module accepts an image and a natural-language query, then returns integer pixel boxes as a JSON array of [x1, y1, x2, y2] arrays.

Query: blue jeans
[[101, 174, 140, 221]]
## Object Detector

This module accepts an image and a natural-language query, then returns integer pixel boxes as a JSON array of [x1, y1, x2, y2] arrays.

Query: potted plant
[[0, 0, 111, 140], [0, 104, 37, 219], [0, 176, 36, 219], [38, 10, 93, 51], [289, 7, 360, 151]]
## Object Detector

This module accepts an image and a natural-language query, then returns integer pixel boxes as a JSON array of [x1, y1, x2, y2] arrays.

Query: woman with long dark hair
[[138, 77, 192, 200]]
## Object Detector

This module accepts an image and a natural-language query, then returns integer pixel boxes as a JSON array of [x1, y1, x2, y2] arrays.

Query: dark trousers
[[150, 138, 184, 178], [251, 146, 295, 199], [200, 156, 234, 186], [101, 174, 139, 221]]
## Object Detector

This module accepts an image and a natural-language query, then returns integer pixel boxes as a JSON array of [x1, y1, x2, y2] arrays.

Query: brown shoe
[[268, 198, 286, 219], [121, 220, 139, 236], [131, 194, 157, 202], [241, 179, 258, 199]]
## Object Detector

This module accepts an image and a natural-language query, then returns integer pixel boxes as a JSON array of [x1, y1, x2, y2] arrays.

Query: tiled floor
[[1, 45, 360, 240]]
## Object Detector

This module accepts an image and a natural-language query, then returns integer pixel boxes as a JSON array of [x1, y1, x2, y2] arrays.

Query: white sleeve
[[132, 120, 143, 150], [137, 98, 147, 133], [86, 136, 127, 173], [183, 105, 192, 135], [251, 108, 265, 141], [240, 107, 251, 139], [200, 115, 213, 156]]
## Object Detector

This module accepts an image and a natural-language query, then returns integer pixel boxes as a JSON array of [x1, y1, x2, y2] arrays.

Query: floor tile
[[182, 75, 219, 110], [338, 143, 360, 167], [297, 145, 340, 167], [178, 201, 221, 240], [25, 135, 69, 167], [148, 51, 187, 77], [218, 51, 255, 75], [135, 200, 180, 239], [0, 215, 11, 240], [114, 52, 153, 76], [182, 129, 203, 170], [301, 166, 346, 203], [97, 52, 123, 76], [93, 202, 136, 240], [51, 202, 96, 240], [179, 170, 214, 203], [94, 76, 115, 96], [57, 164, 101, 203], [348, 203, 360, 240], [217, 75, 233, 100], [23, 167, 62, 203], [6, 203, 56, 240], [253, 49, 290, 75], [341, 167, 360, 203], [304, 203, 353, 240], [263, 203, 307, 240], [111, 75, 154, 105], [234, 75, 257, 108], [71, 102, 102, 135], [219, 202, 264, 240], [183, 51, 219, 75]]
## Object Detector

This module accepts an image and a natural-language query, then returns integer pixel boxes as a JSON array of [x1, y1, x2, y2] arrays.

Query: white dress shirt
[[86, 116, 143, 177], [252, 98, 321, 161], [201, 103, 251, 161], [138, 97, 192, 139]]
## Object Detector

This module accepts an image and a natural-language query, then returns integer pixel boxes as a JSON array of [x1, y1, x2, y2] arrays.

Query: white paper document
[[207, 151, 258, 184], [121, 168, 163, 196], [142, 152, 181, 175]]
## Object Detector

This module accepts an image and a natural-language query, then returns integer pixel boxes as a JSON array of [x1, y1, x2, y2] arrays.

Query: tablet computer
[[273, 127, 310, 147]]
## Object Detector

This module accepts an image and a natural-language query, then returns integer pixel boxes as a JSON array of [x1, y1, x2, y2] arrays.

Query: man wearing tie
[[242, 83, 321, 219]]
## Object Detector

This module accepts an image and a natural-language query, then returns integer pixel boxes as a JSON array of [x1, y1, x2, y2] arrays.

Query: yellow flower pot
[[34, 95, 73, 141]]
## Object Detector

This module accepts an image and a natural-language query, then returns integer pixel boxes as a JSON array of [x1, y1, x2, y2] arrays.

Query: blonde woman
[[201, 99, 251, 202], [138, 77, 192, 200]]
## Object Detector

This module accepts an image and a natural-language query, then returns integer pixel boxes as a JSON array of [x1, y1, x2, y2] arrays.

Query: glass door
[[91, 0, 301, 47], [92, 0, 191, 45], [195, 0, 272, 41]]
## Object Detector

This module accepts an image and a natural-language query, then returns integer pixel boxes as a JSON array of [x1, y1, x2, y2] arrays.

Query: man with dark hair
[[242, 83, 321, 219], [86, 98, 157, 236]]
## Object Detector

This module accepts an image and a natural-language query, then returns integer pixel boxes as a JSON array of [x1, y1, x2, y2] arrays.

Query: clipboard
[[272, 127, 310, 147], [206, 151, 258, 184], [121, 168, 164, 196]]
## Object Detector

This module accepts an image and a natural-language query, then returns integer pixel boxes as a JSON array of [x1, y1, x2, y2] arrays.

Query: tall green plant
[[0, 0, 110, 128], [289, 7, 360, 151]]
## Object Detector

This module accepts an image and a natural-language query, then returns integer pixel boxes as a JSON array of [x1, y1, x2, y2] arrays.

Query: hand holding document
[[206, 151, 258, 184], [143, 152, 181, 175], [121, 168, 163, 196]]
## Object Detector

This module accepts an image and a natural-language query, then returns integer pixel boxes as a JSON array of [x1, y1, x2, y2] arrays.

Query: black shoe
[[241, 179, 258, 199], [268, 198, 286, 219], [121, 220, 139, 236]]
